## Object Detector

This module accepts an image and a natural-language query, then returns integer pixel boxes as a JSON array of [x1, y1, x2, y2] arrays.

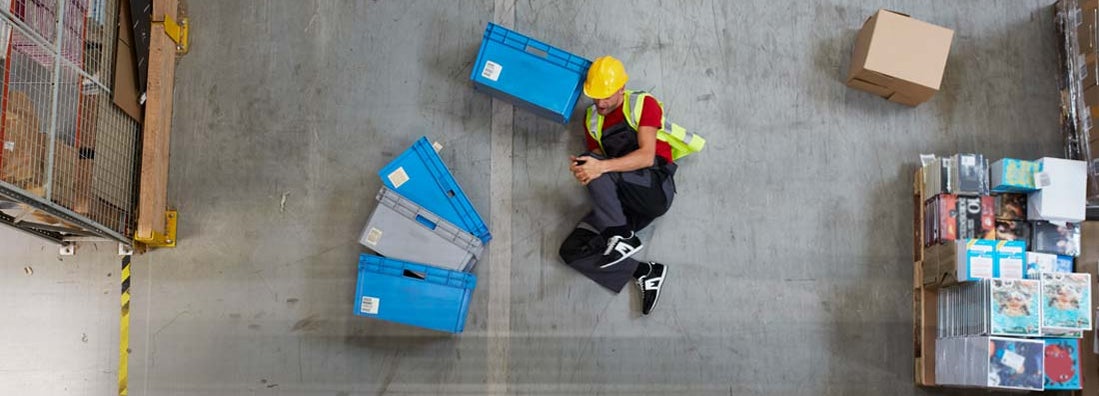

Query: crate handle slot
[[403, 269, 427, 280], [414, 214, 437, 230], [525, 45, 548, 58]]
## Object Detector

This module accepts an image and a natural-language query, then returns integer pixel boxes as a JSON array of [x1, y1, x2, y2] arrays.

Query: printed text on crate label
[[360, 296, 379, 315], [482, 61, 502, 81]]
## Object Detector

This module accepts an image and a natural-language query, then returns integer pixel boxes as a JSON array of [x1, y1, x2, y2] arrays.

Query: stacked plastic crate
[[353, 137, 490, 333], [353, 25, 589, 334]]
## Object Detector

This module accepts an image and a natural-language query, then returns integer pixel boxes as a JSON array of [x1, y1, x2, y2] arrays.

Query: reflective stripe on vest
[[585, 90, 705, 161]]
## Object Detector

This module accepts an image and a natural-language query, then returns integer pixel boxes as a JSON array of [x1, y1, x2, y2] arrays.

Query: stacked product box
[[935, 336, 1045, 391], [1044, 339, 1083, 390], [993, 193, 1030, 242], [923, 194, 994, 246], [353, 137, 491, 334], [935, 268, 1094, 390]]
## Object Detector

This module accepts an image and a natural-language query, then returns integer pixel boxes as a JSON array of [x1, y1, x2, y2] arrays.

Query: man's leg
[[616, 169, 676, 315], [583, 169, 644, 268], [558, 222, 641, 293]]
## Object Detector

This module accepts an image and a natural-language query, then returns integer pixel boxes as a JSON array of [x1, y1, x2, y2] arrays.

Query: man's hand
[[569, 155, 604, 185]]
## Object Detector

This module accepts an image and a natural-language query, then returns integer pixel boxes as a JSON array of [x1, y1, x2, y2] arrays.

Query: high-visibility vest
[[585, 90, 705, 161]]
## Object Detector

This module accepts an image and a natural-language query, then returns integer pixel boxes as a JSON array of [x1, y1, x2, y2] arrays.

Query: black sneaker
[[599, 232, 643, 268], [636, 262, 667, 315]]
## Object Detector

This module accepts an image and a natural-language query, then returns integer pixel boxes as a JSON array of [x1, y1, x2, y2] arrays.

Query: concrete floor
[[0, 0, 1070, 395]]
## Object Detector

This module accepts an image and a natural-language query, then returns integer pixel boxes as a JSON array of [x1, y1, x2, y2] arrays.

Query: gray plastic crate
[[359, 187, 483, 272]]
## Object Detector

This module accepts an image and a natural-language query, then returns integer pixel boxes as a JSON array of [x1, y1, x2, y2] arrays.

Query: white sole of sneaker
[[598, 243, 644, 269], [645, 266, 667, 315]]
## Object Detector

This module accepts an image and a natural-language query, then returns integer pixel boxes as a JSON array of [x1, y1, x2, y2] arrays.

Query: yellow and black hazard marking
[[118, 255, 131, 396]]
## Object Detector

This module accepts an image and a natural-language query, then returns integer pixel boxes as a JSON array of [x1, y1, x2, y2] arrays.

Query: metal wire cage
[[0, 0, 140, 245]]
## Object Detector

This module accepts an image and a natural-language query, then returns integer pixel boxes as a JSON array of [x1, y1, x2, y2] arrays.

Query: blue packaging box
[[470, 23, 592, 124], [994, 240, 1025, 279], [958, 239, 998, 282], [353, 254, 476, 333], [990, 158, 1040, 193]]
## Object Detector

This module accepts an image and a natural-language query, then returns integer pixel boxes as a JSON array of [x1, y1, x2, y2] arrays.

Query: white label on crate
[[1001, 349, 1026, 372], [364, 227, 383, 246], [999, 258, 1023, 279], [2, 141, 13, 151], [432, 141, 443, 153], [388, 167, 410, 188], [961, 155, 976, 167], [360, 296, 379, 315], [970, 256, 993, 279], [481, 60, 502, 81], [1034, 171, 1051, 189]]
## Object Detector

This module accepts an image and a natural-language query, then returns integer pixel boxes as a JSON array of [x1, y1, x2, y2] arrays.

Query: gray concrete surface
[[0, 230, 119, 395], [0, 0, 1069, 395]]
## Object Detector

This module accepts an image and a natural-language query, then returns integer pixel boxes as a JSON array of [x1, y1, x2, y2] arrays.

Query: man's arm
[[571, 126, 656, 184]]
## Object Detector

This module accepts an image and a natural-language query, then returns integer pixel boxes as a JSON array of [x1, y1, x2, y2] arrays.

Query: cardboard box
[[1086, 84, 1099, 110], [0, 91, 46, 190], [995, 240, 1026, 279], [1081, 5, 1099, 56], [990, 159, 1040, 193], [1084, 54, 1099, 90], [1028, 158, 1087, 223], [1026, 252, 1075, 279], [847, 9, 954, 106], [995, 219, 1031, 242], [112, 0, 143, 122]]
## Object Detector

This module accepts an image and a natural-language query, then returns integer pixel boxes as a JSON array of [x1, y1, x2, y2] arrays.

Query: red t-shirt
[[585, 95, 674, 164]]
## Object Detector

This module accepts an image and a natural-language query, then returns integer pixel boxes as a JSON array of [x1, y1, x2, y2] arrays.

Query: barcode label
[[1034, 171, 1051, 189], [2, 141, 13, 151], [360, 296, 379, 315], [364, 227, 383, 246], [481, 61, 502, 81], [961, 155, 976, 167], [388, 167, 410, 188]]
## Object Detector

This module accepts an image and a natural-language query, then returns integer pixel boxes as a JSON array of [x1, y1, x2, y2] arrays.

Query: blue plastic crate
[[354, 254, 477, 333], [379, 137, 491, 243], [470, 23, 592, 124]]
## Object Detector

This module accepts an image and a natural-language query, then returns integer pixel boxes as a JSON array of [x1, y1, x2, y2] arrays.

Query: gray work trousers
[[558, 155, 676, 292]]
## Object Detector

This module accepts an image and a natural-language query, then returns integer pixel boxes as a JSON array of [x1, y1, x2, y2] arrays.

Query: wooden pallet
[[913, 168, 938, 387]]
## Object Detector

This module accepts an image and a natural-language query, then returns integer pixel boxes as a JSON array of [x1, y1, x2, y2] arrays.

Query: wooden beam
[[135, 24, 175, 240]]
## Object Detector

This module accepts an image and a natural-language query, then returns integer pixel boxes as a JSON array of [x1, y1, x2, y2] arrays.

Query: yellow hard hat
[[583, 56, 628, 99]]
